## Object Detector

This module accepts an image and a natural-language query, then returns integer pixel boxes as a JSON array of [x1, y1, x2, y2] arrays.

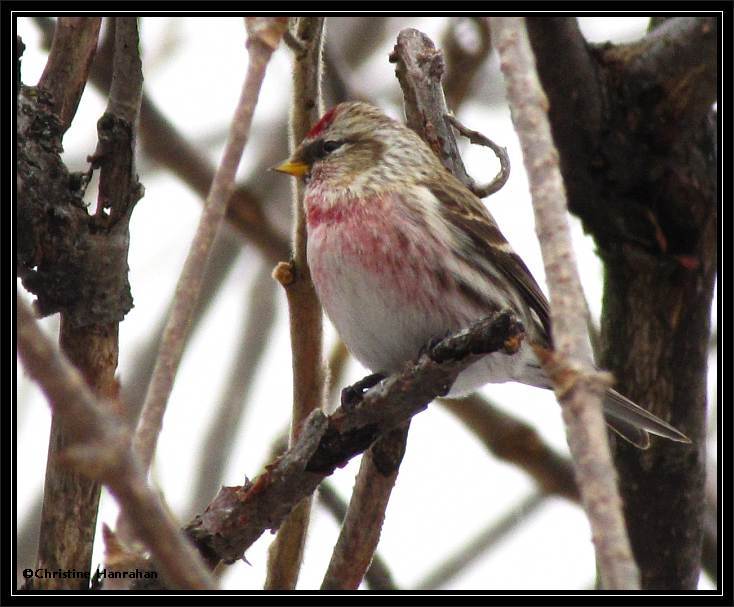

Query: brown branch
[[33, 16, 290, 264], [321, 422, 409, 590], [182, 311, 524, 575], [186, 263, 277, 516], [316, 483, 397, 590], [390, 28, 508, 200], [606, 17, 716, 132], [21, 17, 142, 589], [266, 16, 327, 590], [389, 29, 474, 191], [133, 16, 287, 472], [529, 16, 716, 589], [492, 17, 639, 589], [37, 17, 101, 133], [17, 296, 215, 590]]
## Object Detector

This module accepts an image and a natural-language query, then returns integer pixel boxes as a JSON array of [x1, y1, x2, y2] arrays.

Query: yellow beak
[[272, 160, 309, 177]]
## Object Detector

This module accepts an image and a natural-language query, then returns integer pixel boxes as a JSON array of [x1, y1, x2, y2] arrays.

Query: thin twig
[[445, 113, 510, 197], [133, 16, 287, 472], [416, 491, 546, 590], [491, 17, 640, 589], [186, 262, 277, 515], [17, 296, 215, 590], [181, 311, 524, 576], [37, 17, 101, 133], [266, 16, 327, 590]]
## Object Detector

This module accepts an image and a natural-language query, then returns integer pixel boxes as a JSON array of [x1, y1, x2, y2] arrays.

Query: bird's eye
[[322, 140, 343, 154]]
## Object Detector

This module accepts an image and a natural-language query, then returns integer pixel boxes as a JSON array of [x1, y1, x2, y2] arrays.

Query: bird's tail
[[603, 389, 690, 449]]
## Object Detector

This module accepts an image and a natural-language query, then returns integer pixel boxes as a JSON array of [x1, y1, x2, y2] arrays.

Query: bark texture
[[527, 16, 717, 589]]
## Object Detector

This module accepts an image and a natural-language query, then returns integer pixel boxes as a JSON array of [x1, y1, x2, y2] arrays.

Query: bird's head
[[274, 101, 439, 190]]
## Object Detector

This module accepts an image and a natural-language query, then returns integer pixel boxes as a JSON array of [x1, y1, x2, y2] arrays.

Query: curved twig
[[445, 113, 510, 197]]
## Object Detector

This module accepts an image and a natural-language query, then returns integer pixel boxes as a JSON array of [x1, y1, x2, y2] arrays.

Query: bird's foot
[[340, 372, 386, 410]]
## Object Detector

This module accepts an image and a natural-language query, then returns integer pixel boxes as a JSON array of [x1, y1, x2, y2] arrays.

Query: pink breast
[[306, 192, 449, 310]]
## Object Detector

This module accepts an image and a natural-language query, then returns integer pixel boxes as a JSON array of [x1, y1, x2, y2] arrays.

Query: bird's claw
[[340, 372, 386, 410]]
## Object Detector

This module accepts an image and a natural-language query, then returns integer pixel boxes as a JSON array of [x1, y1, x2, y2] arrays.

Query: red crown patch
[[306, 107, 337, 139]]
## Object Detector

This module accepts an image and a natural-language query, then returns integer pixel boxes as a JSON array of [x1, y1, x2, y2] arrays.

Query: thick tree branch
[[492, 17, 639, 589], [32, 16, 290, 264], [183, 312, 524, 573], [529, 16, 716, 589], [603, 17, 716, 132], [20, 17, 142, 589], [266, 16, 327, 590], [17, 297, 215, 590]]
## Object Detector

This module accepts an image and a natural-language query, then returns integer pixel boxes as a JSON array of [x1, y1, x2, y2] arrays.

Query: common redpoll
[[275, 101, 688, 448]]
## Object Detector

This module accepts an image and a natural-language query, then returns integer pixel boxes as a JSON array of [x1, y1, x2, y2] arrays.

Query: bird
[[274, 101, 689, 449]]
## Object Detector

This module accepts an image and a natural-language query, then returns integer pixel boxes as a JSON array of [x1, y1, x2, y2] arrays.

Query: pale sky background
[[16, 16, 717, 591]]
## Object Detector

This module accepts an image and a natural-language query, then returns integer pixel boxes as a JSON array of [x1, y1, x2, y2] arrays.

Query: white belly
[[307, 220, 543, 396]]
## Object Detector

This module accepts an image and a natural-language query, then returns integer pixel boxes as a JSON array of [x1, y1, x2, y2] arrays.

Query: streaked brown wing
[[425, 178, 552, 342]]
